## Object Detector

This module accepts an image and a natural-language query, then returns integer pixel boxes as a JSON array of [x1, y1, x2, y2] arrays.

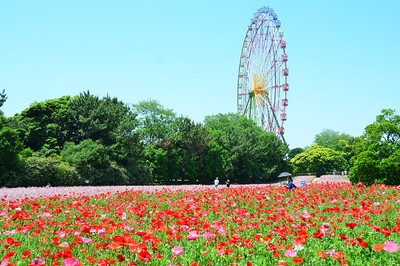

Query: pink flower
[[29, 258, 45, 265], [181, 225, 190, 230], [64, 257, 82, 266], [218, 228, 227, 234], [1, 260, 10, 266], [217, 249, 225, 255], [42, 212, 53, 218], [3, 230, 16, 235], [326, 249, 335, 256], [212, 224, 223, 230], [81, 237, 92, 243], [202, 232, 213, 239], [284, 249, 297, 257], [172, 246, 184, 256], [58, 231, 67, 238], [59, 242, 69, 248], [187, 230, 199, 240], [384, 240, 400, 253], [321, 228, 333, 235]]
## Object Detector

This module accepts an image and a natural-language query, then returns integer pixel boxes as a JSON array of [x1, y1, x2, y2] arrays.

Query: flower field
[[1, 183, 400, 265]]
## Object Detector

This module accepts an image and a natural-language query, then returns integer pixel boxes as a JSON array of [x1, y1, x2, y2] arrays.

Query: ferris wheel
[[237, 6, 289, 144]]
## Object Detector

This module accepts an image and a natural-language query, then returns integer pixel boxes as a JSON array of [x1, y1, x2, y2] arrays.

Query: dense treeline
[[0, 91, 289, 187], [1, 91, 399, 187], [289, 109, 399, 185]]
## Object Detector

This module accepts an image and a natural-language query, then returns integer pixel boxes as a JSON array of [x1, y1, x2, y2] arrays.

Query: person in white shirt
[[214, 177, 219, 188]]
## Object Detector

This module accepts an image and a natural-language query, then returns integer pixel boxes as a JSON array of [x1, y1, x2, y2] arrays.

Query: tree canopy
[[290, 144, 348, 177], [0, 89, 7, 115], [132, 99, 176, 145], [4, 92, 149, 186], [205, 113, 288, 183], [349, 109, 399, 185], [314, 129, 353, 152]]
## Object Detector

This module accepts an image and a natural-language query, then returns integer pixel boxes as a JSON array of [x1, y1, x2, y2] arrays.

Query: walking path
[[0, 175, 350, 201], [291, 174, 350, 186]]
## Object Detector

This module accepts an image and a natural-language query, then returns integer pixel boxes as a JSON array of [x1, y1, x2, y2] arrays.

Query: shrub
[[0, 156, 79, 187]]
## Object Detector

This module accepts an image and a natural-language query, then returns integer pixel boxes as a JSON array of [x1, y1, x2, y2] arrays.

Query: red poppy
[[116, 254, 125, 262], [292, 257, 304, 264], [22, 250, 31, 259], [331, 251, 345, 259], [138, 251, 151, 262], [317, 251, 327, 259], [345, 223, 357, 229], [86, 256, 96, 264], [313, 230, 324, 239], [3, 251, 16, 260], [154, 253, 163, 258]]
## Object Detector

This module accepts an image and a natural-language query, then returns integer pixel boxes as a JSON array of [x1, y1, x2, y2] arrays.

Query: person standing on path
[[214, 177, 219, 188]]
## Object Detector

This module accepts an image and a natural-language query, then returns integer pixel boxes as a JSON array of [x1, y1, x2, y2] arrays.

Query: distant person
[[214, 177, 219, 188], [287, 177, 297, 190], [226, 179, 230, 188]]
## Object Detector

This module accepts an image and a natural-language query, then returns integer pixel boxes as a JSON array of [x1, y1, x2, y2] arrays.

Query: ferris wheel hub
[[251, 74, 267, 96]]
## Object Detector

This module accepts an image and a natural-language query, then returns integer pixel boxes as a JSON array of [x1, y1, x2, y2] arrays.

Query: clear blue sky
[[1, 0, 399, 148]]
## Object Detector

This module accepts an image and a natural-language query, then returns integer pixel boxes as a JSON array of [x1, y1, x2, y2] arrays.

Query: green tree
[[131, 100, 177, 184], [11, 92, 148, 186], [314, 129, 354, 163], [0, 97, 24, 176], [65, 92, 149, 184], [349, 109, 400, 185], [0, 126, 23, 174], [65, 92, 135, 146], [314, 129, 353, 151], [132, 100, 176, 145], [204, 113, 287, 184], [0, 89, 7, 115], [0, 92, 25, 185], [61, 140, 128, 185], [287, 147, 304, 160], [7, 155, 80, 187], [290, 144, 348, 177], [12, 96, 71, 155], [154, 117, 225, 184], [144, 145, 168, 183]]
